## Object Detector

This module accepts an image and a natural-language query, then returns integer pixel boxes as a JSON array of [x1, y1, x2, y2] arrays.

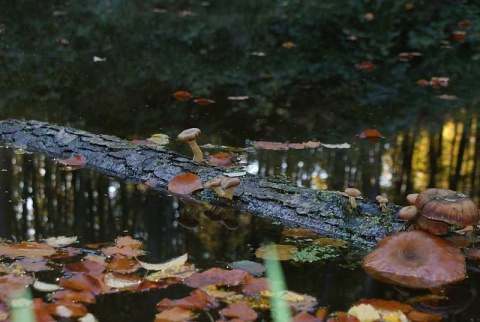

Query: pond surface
[[2, 1, 480, 321]]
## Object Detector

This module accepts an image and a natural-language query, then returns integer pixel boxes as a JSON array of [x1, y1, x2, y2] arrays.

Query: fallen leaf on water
[[102, 245, 143, 258], [429, 77, 449, 88], [57, 155, 87, 167], [157, 289, 219, 309], [104, 272, 141, 289], [453, 30, 467, 42], [255, 244, 297, 261], [417, 79, 429, 86], [436, 94, 457, 100], [282, 228, 318, 239], [93, 56, 106, 62], [147, 262, 196, 281], [138, 253, 188, 271], [17, 257, 51, 272], [0, 242, 56, 258], [220, 301, 258, 321], [33, 280, 60, 292], [251, 140, 322, 150], [106, 254, 140, 273], [193, 98, 215, 105], [59, 273, 103, 294], [168, 173, 203, 195], [52, 290, 96, 304], [147, 133, 170, 146], [228, 260, 266, 276], [397, 52, 422, 61], [292, 312, 323, 321], [355, 61, 376, 72], [458, 20, 470, 28], [172, 91, 192, 101], [321, 143, 351, 149], [242, 276, 269, 296], [207, 152, 235, 167], [185, 268, 249, 288], [155, 307, 196, 322], [65, 259, 106, 279], [282, 41, 296, 49], [228, 96, 249, 100], [45, 236, 78, 247], [44, 299, 88, 318], [115, 236, 143, 249], [356, 129, 383, 142]]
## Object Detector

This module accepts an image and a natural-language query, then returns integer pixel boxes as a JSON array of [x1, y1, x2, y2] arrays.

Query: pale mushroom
[[345, 188, 361, 209], [376, 195, 389, 213], [204, 177, 226, 197], [178, 128, 203, 162], [221, 177, 241, 200]]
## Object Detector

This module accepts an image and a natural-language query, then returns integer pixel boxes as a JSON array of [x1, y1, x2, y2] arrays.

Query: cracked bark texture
[[0, 119, 407, 246]]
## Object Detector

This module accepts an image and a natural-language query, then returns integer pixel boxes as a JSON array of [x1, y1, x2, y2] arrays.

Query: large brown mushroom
[[415, 188, 479, 226], [363, 230, 466, 289], [178, 128, 203, 162]]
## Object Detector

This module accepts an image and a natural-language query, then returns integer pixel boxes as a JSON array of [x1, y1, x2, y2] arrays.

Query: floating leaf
[[147, 133, 170, 146], [147, 263, 196, 281], [429, 77, 449, 88], [155, 307, 196, 322], [104, 272, 141, 289], [282, 41, 296, 49], [207, 152, 234, 167], [33, 280, 60, 292], [220, 301, 258, 321], [229, 260, 266, 276], [228, 96, 249, 100], [255, 244, 297, 261], [106, 255, 140, 273], [93, 56, 106, 62], [193, 98, 215, 105], [397, 52, 422, 61], [102, 245, 143, 258], [138, 253, 188, 271], [453, 30, 467, 42], [57, 155, 87, 167], [436, 94, 457, 100], [185, 268, 249, 288], [168, 173, 203, 195], [356, 129, 383, 142], [242, 276, 269, 296], [321, 143, 351, 149], [59, 273, 103, 294], [157, 289, 218, 309], [282, 228, 318, 239], [52, 290, 96, 304], [115, 236, 143, 249], [0, 242, 56, 258], [44, 299, 88, 318], [173, 91, 192, 101], [45, 236, 78, 247], [355, 61, 376, 72], [251, 140, 322, 150], [17, 257, 51, 272], [313, 238, 347, 247]]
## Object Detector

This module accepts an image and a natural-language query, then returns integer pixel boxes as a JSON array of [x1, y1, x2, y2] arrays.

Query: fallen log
[[0, 119, 406, 246]]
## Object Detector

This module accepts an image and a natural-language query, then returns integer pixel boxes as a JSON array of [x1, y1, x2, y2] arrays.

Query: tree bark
[[0, 119, 406, 246]]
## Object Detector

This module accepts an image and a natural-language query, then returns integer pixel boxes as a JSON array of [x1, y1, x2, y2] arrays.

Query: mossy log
[[0, 119, 407, 246]]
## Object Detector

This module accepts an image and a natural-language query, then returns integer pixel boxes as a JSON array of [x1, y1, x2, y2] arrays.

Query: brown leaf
[[43, 299, 88, 318], [255, 244, 297, 261], [106, 254, 140, 273], [220, 301, 258, 321], [168, 173, 203, 195], [157, 289, 218, 309], [52, 289, 96, 304], [242, 276, 269, 296], [194, 98, 215, 105], [59, 273, 103, 294], [207, 153, 234, 167], [292, 312, 322, 322], [173, 91, 192, 101], [185, 268, 249, 288], [65, 259, 106, 280], [355, 61, 376, 72], [356, 129, 383, 142], [16, 257, 51, 272], [57, 155, 87, 167], [115, 236, 143, 249], [102, 245, 142, 258]]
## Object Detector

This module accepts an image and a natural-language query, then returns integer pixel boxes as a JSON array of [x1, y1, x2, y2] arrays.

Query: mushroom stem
[[212, 187, 226, 197], [224, 188, 234, 200], [349, 196, 357, 209], [188, 140, 203, 162]]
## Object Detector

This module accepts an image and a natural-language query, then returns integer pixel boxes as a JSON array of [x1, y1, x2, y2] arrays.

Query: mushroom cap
[[345, 187, 361, 197], [178, 128, 201, 141], [415, 188, 479, 226], [377, 197, 388, 204], [406, 193, 419, 205], [398, 205, 418, 220], [363, 230, 466, 289], [221, 177, 241, 189], [414, 216, 449, 235], [204, 177, 223, 189]]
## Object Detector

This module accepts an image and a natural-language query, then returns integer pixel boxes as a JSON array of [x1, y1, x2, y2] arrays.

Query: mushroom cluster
[[204, 176, 241, 200], [397, 188, 479, 235]]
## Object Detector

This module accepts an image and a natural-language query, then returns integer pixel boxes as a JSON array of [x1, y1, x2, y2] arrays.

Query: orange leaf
[[356, 129, 383, 142], [168, 173, 203, 195], [155, 307, 196, 321], [157, 289, 218, 309], [355, 61, 376, 72], [52, 289, 97, 304], [207, 153, 234, 167], [59, 273, 103, 294], [193, 98, 215, 105], [173, 91, 192, 101], [251, 141, 290, 150], [115, 236, 143, 249], [242, 276, 269, 296], [0, 242, 56, 258], [106, 254, 140, 273], [57, 155, 87, 166]]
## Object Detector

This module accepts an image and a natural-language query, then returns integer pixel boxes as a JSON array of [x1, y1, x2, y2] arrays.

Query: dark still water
[[2, 0, 480, 321]]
